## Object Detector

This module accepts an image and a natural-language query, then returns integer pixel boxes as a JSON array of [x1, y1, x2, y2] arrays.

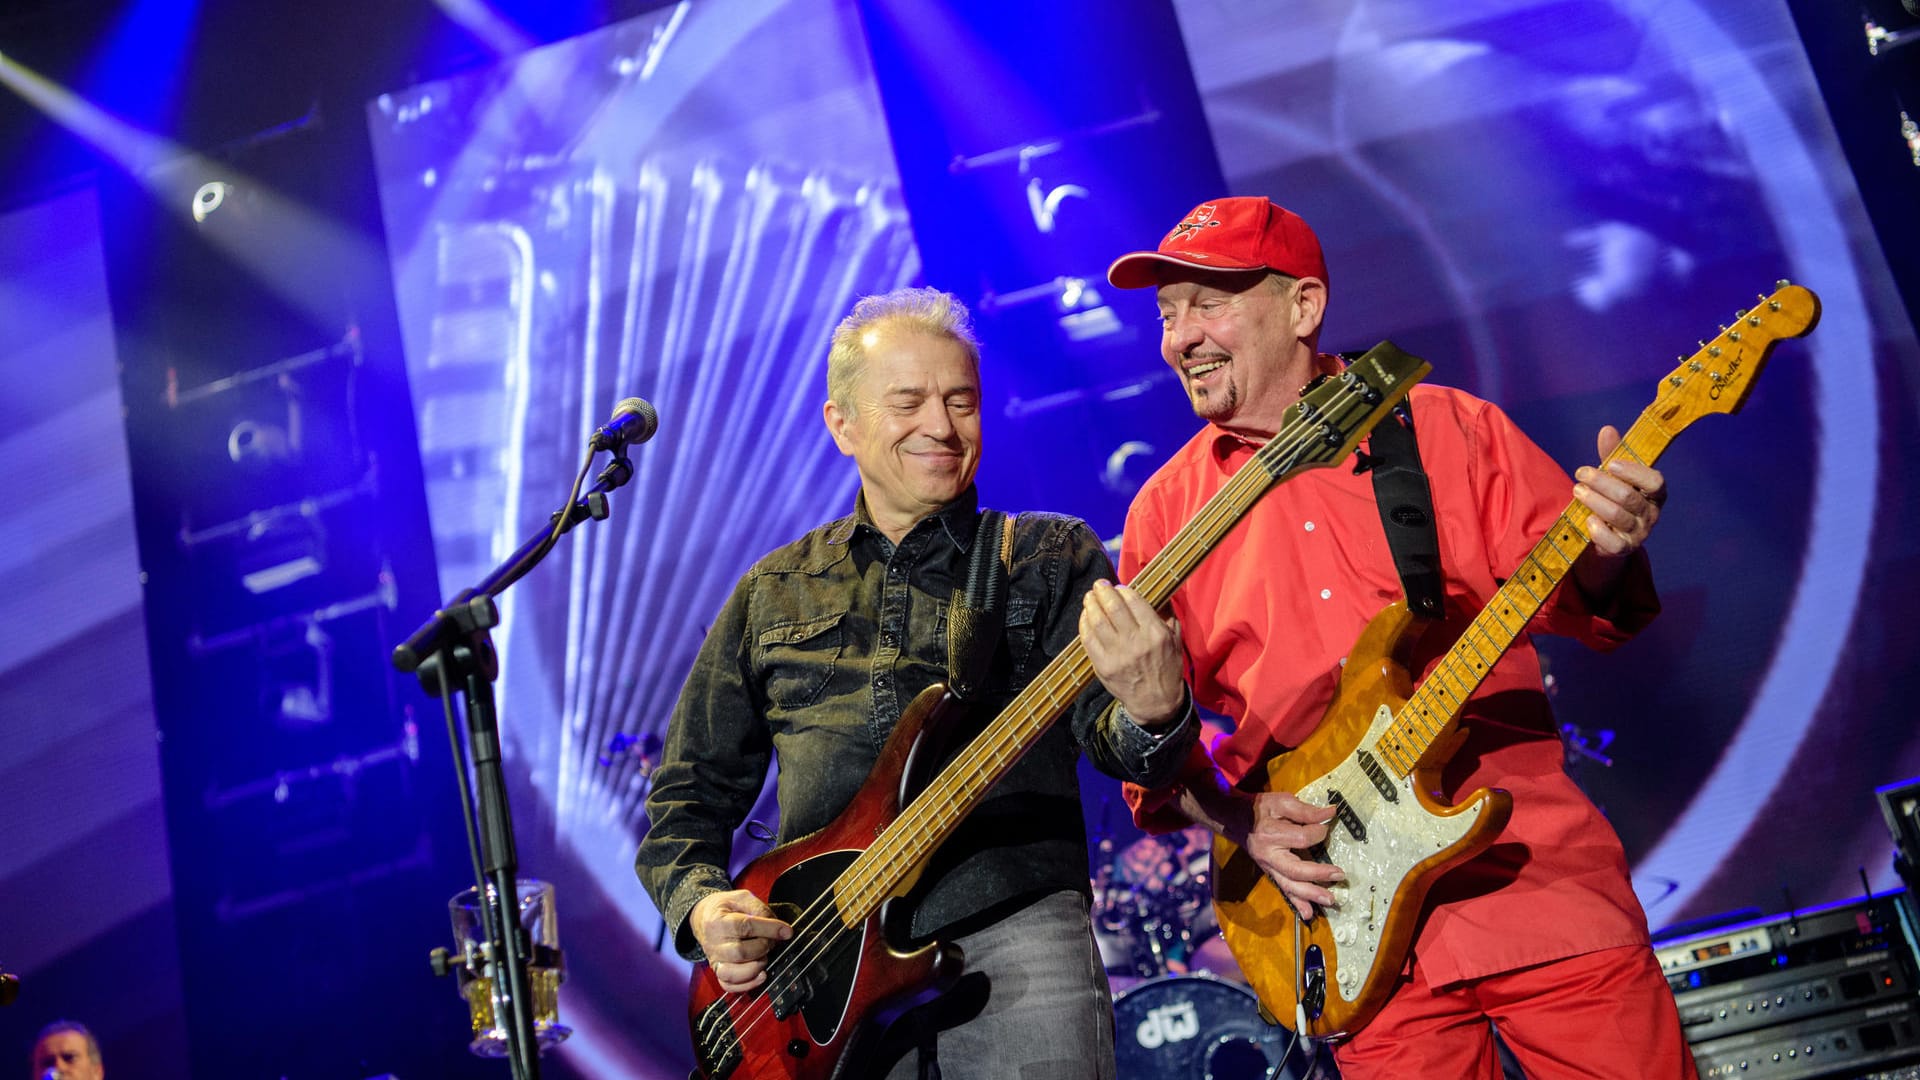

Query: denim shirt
[[635, 487, 1197, 956]]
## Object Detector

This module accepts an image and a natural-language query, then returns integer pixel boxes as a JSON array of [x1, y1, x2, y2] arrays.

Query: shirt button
[[1320, 588, 1332, 600], [1304, 521, 1316, 532]]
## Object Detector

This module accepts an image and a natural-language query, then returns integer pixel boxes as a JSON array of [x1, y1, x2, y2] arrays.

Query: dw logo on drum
[[1134, 999, 1201, 1049]]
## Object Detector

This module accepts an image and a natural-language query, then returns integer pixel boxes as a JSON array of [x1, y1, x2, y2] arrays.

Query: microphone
[[589, 397, 659, 451]]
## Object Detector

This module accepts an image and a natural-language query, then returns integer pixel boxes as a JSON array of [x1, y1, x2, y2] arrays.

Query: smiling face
[[1155, 270, 1327, 437], [823, 324, 981, 542]]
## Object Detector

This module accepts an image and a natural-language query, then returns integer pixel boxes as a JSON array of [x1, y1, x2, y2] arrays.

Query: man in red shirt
[[1101, 197, 1696, 1078]]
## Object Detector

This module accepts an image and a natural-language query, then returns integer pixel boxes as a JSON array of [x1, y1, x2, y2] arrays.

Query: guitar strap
[[1346, 356, 1445, 621], [945, 510, 1016, 701]]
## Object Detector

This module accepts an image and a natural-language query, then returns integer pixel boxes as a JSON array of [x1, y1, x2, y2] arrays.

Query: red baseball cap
[[1107, 197, 1328, 291]]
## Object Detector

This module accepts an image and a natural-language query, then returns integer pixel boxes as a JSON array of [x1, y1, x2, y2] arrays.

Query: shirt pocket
[[756, 610, 846, 710], [1003, 598, 1042, 681]]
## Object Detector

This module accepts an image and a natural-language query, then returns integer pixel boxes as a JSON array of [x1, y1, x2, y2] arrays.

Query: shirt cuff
[[662, 864, 736, 961], [1105, 693, 1199, 788]]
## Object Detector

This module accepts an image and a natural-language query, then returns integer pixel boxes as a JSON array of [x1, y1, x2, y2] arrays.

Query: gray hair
[[827, 287, 981, 406], [30, 1020, 101, 1070]]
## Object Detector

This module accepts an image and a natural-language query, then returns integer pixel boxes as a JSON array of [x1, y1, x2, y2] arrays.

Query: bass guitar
[[1210, 282, 1822, 1039], [685, 343, 1432, 1079]]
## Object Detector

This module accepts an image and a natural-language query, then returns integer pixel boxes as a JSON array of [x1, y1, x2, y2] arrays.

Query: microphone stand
[[394, 448, 635, 1080]]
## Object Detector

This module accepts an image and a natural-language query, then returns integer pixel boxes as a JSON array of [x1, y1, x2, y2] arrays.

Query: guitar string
[[1378, 413, 1676, 776], [1384, 316, 1789, 772], [699, 374, 1407, 1066]]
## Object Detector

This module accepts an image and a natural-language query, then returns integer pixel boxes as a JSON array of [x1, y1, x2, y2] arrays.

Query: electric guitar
[[684, 344, 1431, 1080], [1211, 282, 1823, 1040]]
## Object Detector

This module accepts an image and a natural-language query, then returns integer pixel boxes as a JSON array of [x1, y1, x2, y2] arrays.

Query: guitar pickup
[[1357, 750, 1398, 802], [767, 963, 812, 1021], [1327, 789, 1367, 842]]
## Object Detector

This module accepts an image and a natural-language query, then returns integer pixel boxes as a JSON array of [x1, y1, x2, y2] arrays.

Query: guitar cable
[[1295, 906, 1309, 1036], [1283, 895, 1334, 1076], [1288, 904, 1314, 1070]]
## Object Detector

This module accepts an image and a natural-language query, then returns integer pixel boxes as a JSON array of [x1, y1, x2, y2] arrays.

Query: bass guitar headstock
[[1259, 342, 1431, 480]]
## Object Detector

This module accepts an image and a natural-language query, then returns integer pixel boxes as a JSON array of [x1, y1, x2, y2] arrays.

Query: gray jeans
[[874, 889, 1117, 1080]]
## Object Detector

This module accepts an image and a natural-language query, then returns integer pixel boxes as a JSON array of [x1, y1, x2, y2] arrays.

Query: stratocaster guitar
[[683, 344, 1432, 1080], [1211, 282, 1823, 1040]]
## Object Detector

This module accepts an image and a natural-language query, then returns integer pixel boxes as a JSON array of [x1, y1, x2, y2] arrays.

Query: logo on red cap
[[1164, 203, 1223, 247]]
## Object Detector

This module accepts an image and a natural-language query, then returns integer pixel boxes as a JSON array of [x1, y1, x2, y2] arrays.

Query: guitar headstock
[[1652, 282, 1820, 429], [1258, 341, 1431, 479]]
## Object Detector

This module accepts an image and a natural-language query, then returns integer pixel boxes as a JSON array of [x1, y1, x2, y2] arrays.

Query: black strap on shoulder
[[1344, 353, 1444, 621], [946, 510, 1012, 701]]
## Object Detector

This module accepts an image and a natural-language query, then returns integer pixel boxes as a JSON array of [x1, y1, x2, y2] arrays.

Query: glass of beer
[[448, 878, 572, 1057]]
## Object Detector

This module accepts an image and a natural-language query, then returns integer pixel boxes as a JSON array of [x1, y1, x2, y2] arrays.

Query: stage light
[[192, 181, 230, 222], [1865, 16, 1920, 56], [237, 515, 326, 595], [1055, 277, 1122, 342], [227, 419, 292, 464], [1059, 305, 1122, 341], [266, 620, 333, 729], [0, 52, 381, 333]]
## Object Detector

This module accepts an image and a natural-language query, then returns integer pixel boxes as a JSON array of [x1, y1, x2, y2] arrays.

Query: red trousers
[[1332, 944, 1699, 1079]]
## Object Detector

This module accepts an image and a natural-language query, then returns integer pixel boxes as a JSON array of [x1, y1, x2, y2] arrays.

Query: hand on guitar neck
[[691, 889, 795, 993], [1571, 424, 1669, 598], [1175, 771, 1343, 921], [1080, 579, 1188, 729]]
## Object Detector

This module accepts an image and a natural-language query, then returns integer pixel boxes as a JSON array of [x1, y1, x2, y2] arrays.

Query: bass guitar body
[[1211, 601, 1512, 1039], [688, 686, 964, 1080]]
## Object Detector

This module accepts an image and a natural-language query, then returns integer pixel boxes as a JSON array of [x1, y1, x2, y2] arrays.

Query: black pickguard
[[764, 849, 868, 1046]]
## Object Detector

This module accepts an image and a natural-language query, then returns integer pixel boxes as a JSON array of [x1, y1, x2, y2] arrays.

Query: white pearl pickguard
[[1294, 703, 1487, 1005]]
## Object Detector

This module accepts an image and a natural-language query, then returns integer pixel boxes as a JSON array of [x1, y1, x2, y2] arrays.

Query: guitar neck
[[1375, 409, 1678, 777], [832, 376, 1406, 922]]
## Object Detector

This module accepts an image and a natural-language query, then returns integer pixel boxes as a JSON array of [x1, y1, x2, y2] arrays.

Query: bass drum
[[1112, 976, 1331, 1080]]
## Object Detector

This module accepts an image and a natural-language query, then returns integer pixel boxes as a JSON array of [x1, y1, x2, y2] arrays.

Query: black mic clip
[[596, 455, 633, 491]]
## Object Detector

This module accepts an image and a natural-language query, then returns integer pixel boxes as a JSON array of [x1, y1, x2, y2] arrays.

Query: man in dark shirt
[[635, 286, 1198, 1078]]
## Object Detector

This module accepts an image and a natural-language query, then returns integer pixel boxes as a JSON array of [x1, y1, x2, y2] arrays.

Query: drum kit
[[1092, 827, 1337, 1080]]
